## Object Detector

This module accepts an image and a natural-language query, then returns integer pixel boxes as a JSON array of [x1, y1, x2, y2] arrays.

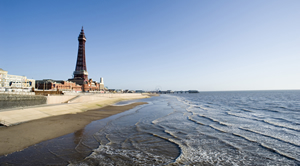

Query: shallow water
[[1, 91, 300, 165], [77, 91, 300, 165]]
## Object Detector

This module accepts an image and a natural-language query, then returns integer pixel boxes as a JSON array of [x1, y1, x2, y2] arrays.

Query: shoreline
[[0, 99, 148, 156]]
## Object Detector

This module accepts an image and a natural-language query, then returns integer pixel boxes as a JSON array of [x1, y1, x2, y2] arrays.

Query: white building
[[0, 68, 35, 89]]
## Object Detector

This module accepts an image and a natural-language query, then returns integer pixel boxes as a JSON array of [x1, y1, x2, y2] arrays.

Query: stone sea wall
[[0, 94, 47, 110]]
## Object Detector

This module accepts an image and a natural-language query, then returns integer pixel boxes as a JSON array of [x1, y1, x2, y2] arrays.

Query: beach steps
[[63, 95, 80, 103]]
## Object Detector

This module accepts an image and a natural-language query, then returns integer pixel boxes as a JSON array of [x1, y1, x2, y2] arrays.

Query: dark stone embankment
[[0, 94, 46, 110]]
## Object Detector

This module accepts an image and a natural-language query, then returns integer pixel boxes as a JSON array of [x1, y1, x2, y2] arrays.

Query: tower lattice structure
[[73, 27, 88, 80]]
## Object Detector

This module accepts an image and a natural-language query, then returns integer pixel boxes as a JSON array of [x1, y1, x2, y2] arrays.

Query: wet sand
[[0, 102, 147, 156]]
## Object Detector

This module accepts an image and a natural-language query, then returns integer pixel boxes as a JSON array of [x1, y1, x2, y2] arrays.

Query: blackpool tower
[[68, 27, 103, 92], [73, 27, 88, 80]]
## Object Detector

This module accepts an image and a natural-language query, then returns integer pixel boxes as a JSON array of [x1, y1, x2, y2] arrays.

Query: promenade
[[0, 93, 148, 126]]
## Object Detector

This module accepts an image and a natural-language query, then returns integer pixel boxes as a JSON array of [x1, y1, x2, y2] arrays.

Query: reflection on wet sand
[[73, 129, 84, 145]]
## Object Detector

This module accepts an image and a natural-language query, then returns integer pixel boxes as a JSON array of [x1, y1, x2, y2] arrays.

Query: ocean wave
[[75, 145, 175, 166], [208, 125, 228, 133], [239, 127, 300, 147], [261, 108, 280, 113], [151, 132, 183, 163], [226, 110, 300, 132], [260, 143, 300, 162], [170, 130, 293, 166], [263, 119, 300, 132], [273, 117, 300, 125], [164, 130, 180, 139], [176, 96, 212, 112], [278, 106, 300, 112], [241, 108, 253, 112], [226, 111, 245, 118], [197, 114, 230, 126], [187, 115, 205, 125], [151, 108, 179, 125], [232, 132, 300, 162]]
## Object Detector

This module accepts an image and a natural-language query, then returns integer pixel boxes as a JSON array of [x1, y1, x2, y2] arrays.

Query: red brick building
[[35, 79, 82, 91]]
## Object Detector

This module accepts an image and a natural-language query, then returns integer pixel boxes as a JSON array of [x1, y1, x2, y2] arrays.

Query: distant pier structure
[[187, 90, 199, 93], [156, 90, 199, 94], [173, 90, 199, 94]]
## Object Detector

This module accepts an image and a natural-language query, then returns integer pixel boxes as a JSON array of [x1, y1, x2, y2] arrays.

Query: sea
[[1, 90, 300, 165]]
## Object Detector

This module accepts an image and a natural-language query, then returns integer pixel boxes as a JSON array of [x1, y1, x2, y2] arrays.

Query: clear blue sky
[[1, 0, 299, 91]]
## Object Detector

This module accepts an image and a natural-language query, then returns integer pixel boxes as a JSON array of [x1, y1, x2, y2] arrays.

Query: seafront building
[[36, 27, 105, 92], [0, 68, 35, 91], [35, 79, 82, 91]]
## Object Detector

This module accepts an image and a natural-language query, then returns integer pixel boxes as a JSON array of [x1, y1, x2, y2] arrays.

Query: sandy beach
[[0, 101, 148, 156]]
